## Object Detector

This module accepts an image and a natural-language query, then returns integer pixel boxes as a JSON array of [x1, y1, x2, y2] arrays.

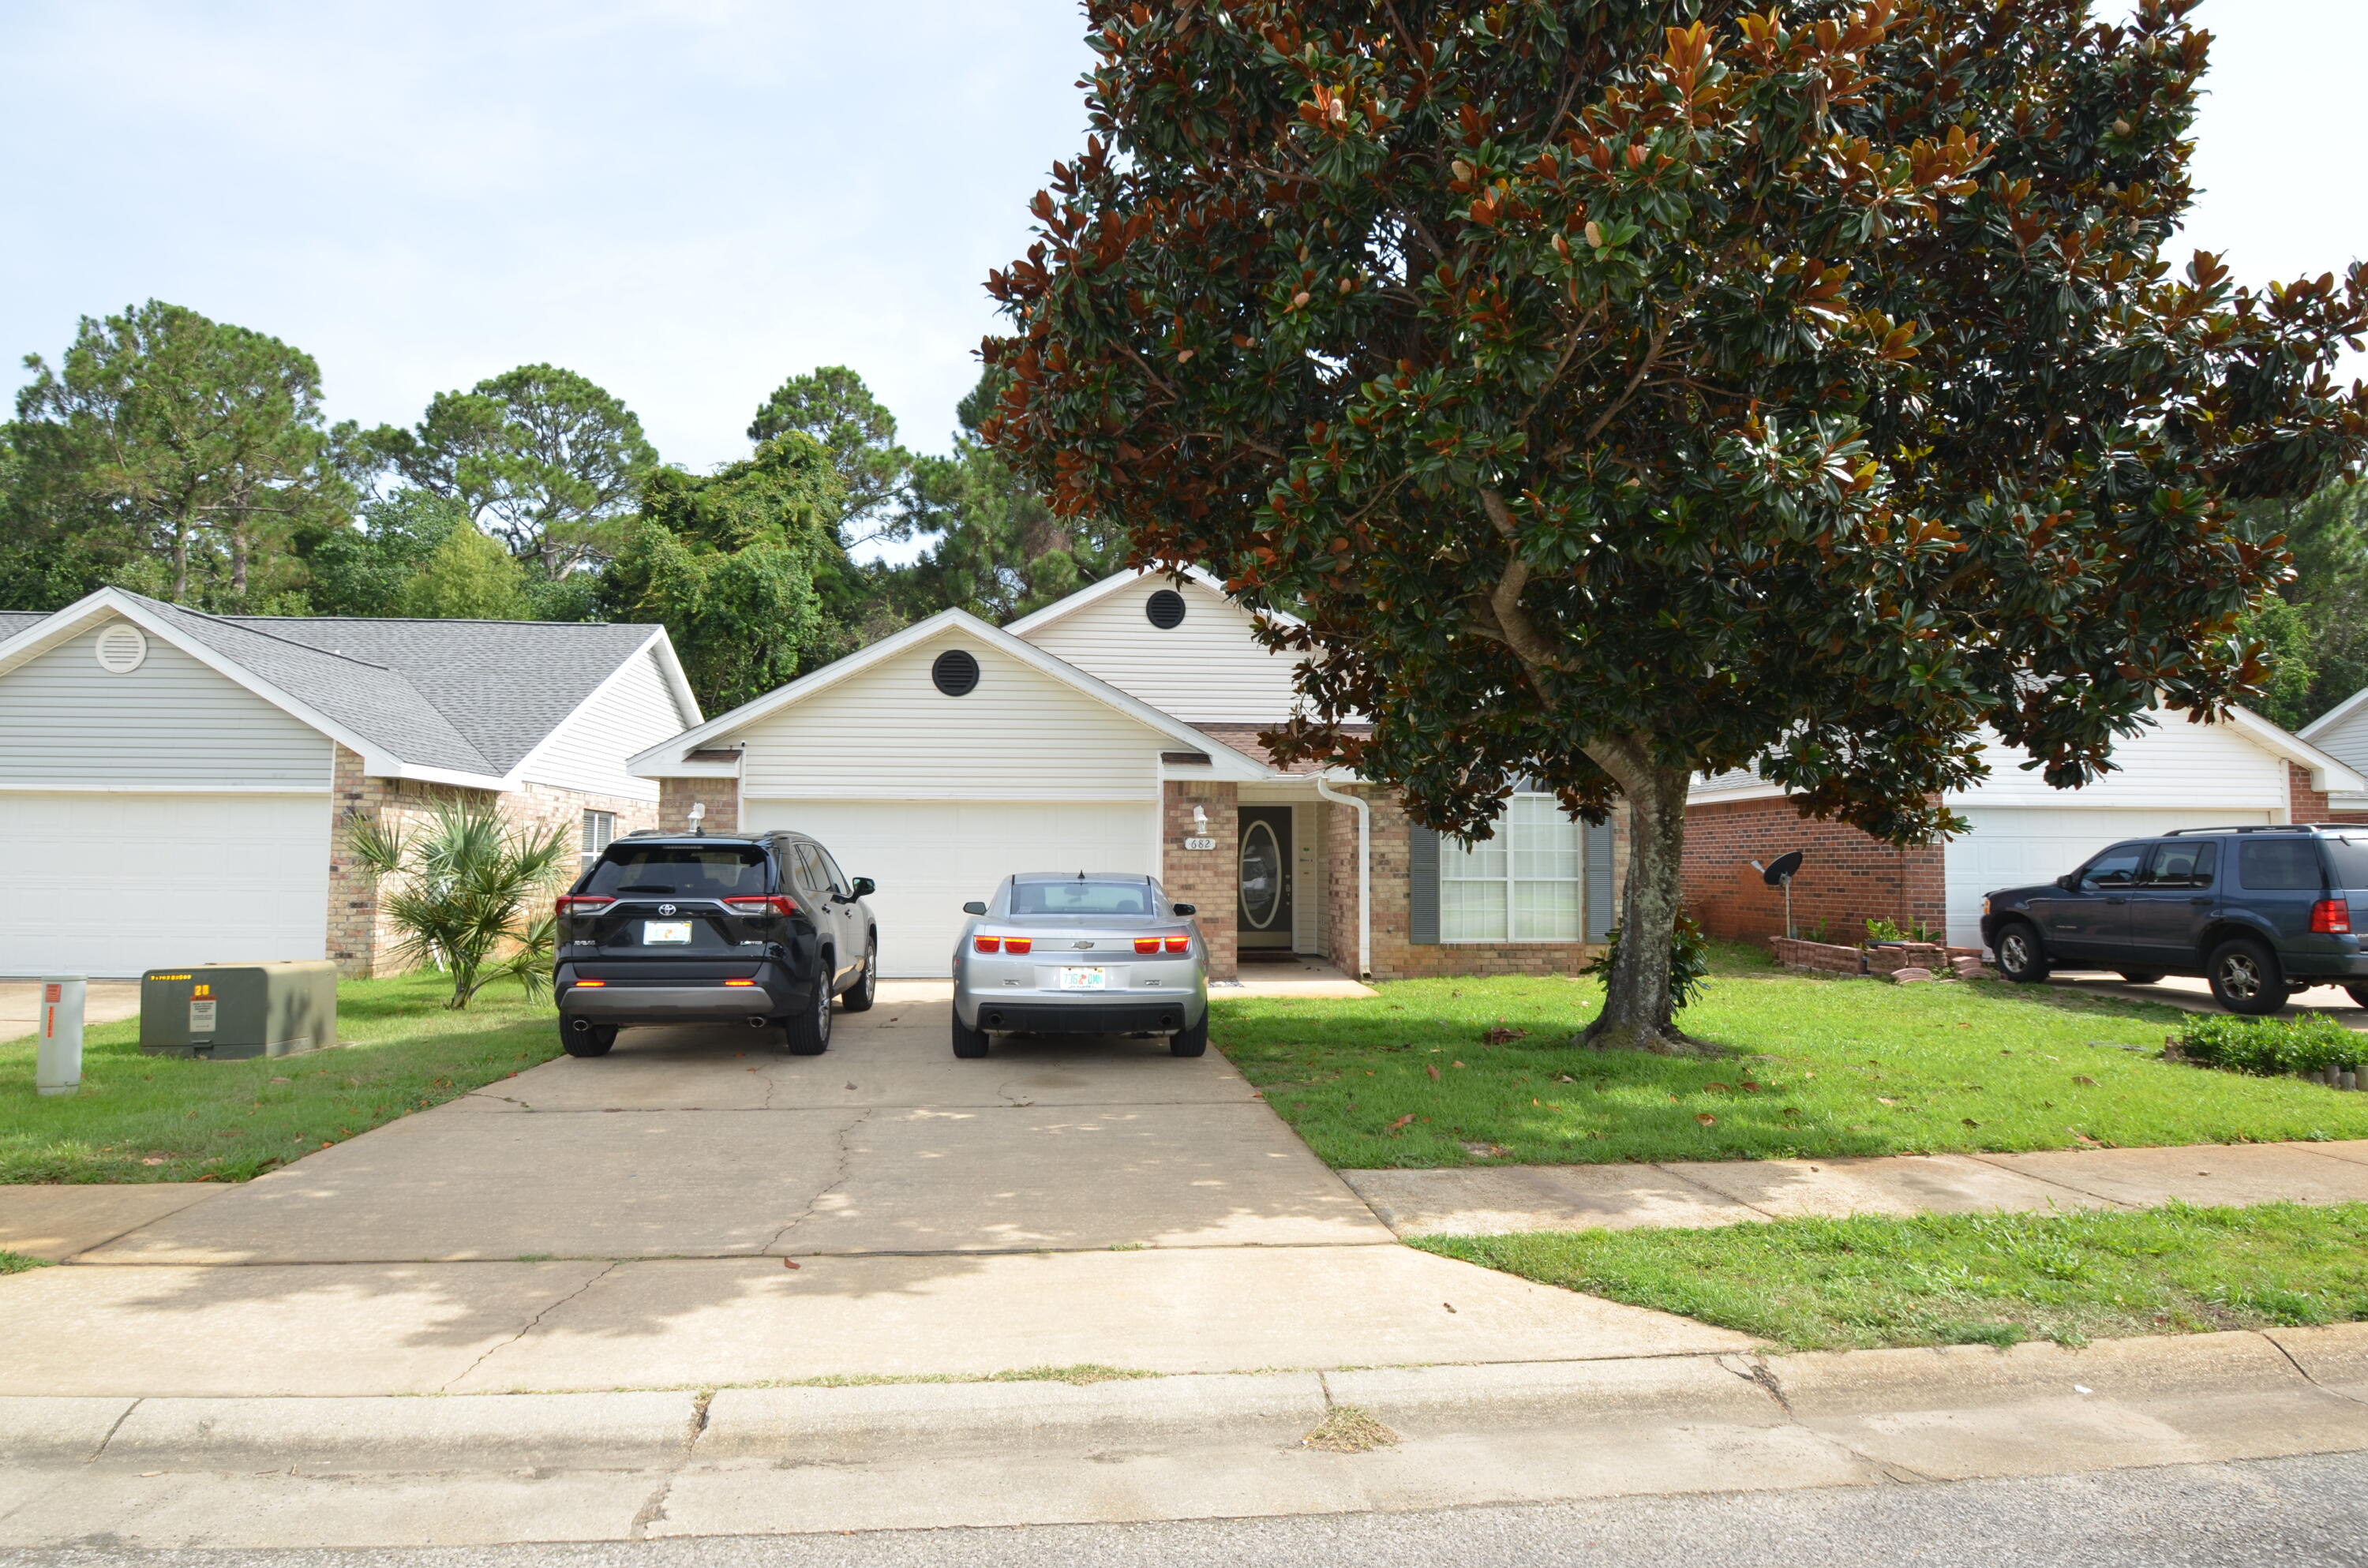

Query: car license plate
[[644, 921, 693, 945], [1057, 967, 1107, 990]]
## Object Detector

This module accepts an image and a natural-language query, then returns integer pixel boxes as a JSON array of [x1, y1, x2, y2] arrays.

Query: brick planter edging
[[1770, 936, 1992, 982]]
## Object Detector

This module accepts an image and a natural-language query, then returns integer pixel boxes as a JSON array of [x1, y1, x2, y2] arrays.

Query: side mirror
[[2056, 874, 2078, 892], [962, 900, 988, 915], [1172, 902, 1197, 916], [851, 877, 876, 898]]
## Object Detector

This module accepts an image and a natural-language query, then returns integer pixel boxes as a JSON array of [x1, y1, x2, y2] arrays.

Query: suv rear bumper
[[2281, 951, 2368, 980], [560, 984, 802, 1024]]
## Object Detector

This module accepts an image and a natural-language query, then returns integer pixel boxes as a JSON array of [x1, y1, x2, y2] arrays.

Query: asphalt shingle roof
[[110, 594, 666, 777]]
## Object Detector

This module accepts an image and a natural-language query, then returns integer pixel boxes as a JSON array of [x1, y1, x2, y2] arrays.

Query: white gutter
[[1315, 773, 1370, 980]]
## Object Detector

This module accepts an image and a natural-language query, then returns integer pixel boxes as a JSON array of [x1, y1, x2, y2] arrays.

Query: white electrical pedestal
[[35, 976, 84, 1097]]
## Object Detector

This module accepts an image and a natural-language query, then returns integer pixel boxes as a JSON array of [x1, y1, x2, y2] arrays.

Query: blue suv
[[1980, 825, 2368, 1016]]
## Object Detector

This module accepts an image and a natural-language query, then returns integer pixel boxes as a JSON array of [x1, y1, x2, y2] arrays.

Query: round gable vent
[[1145, 588, 1187, 629], [931, 648, 980, 697], [95, 623, 148, 674]]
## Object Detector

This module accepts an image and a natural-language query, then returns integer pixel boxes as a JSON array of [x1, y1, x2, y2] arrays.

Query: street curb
[[5, 1326, 2366, 1473]]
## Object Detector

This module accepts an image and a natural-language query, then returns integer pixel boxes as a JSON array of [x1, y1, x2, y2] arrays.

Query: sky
[[2, 0, 2362, 492]]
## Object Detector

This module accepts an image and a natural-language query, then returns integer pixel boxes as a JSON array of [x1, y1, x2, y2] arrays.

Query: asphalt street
[[19, 1450, 2368, 1568]]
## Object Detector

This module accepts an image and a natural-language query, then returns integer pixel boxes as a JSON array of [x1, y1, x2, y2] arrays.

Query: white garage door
[[1946, 806, 2274, 949], [0, 791, 332, 977], [740, 799, 1158, 976]]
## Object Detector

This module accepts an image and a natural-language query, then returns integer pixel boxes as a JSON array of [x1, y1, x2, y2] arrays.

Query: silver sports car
[[950, 873, 1208, 1058]]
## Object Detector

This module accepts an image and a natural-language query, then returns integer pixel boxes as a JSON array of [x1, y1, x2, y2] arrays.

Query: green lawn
[[1415, 1203, 2368, 1350], [0, 972, 562, 1184], [1210, 969, 2368, 1169]]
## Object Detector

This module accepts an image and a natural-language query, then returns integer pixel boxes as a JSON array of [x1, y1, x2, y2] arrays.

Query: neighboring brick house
[[1681, 709, 2366, 950], [0, 589, 699, 978], [2300, 685, 2368, 824], [630, 568, 1621, 982]]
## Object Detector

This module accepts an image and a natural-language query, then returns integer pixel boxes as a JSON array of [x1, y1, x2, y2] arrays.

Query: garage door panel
[[1945, 807, 2272, 950], [744, 799, 1156, 977], [0, 792, 332, 977]]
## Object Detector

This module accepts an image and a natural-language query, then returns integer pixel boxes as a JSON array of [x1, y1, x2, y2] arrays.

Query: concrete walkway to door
[[0, 984, 1744, 1397]]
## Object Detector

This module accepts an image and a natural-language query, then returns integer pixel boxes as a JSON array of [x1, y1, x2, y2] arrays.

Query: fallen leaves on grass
[[1482, 1027, 1530, 1045]]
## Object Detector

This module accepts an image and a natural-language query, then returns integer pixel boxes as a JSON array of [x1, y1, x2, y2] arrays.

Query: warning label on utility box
[[189, 999, 217, 1035]]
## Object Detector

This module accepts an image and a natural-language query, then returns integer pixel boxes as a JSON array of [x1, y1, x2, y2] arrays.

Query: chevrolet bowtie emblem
[[1073, 940, 1095, 949]]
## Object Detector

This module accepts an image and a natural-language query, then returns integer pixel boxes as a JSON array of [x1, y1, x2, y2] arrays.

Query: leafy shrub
[[1587, 911, 1713, 1014], [344, 803, 570, 1010], [1866, 916, 1945, 945], [2176, 1013, 2362, 1078]]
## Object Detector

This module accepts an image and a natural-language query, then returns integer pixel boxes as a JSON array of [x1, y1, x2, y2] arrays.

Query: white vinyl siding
[[517, 646, 688, 802], [1441, 794, 1584, 941], [1016, 574, 1306, 724], [1943, 806, 2275, 949], [735, 631, 1176, 802], [0, 791, 332, 975], [0, 620, 332, 791], [2308, 697, 2368, 789], [740, 799, 1157, 976], [1946, 716, 2289, 810]]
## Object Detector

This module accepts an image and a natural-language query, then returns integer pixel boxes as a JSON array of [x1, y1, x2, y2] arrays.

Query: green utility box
[[140, 962, 339, 1060]]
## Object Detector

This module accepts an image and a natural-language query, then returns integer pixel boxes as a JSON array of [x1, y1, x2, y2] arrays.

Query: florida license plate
[[644, 921, 693, 945], [1057, 967, 1107, 990]]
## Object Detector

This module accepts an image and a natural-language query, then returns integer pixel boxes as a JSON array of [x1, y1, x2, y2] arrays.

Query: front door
[[1237, 806, 1294, 951], [2033, 840, 2145, 964]]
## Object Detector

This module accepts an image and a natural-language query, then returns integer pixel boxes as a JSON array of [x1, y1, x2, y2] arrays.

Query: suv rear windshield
[[2325, 836, 2368, 890], [584, 844, 769, 898], [1010, 880, 1156, 917]]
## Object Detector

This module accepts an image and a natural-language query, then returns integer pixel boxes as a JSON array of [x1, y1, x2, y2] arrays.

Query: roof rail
[[2161, 824, 2314, 836]]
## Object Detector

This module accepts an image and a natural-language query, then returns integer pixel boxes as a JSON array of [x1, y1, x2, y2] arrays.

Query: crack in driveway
[[765, 1109, 872, 1254]]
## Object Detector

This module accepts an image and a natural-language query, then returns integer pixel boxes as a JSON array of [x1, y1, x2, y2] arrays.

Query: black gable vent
[[931, 648, 980, 697], [1145, 588, 1187, 629]]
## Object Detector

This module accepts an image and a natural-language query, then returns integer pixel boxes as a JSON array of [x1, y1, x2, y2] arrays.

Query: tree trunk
[[1579, 743, 1699, 1053], [170, 513, 190, 601]]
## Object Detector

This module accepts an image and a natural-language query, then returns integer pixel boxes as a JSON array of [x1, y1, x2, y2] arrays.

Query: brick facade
[[1161, 780, 1239, 981], [2291, 761, 2368, 825], [1681, 794, 1946, 945], [326, 744, 659, 978], [660, 777, 740, 835]]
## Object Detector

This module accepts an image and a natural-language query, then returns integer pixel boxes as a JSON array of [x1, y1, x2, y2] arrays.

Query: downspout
[[1314, 772, 1370, 980]]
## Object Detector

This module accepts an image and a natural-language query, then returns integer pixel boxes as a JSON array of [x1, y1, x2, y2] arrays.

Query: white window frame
[[581, 810, 617, 871], [1437, 791, 1586, 944]]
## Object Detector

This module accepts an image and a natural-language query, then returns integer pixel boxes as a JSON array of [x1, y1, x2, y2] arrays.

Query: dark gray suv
[[553, 831, 878, 1057], [1980, 825, 2368, 1015]]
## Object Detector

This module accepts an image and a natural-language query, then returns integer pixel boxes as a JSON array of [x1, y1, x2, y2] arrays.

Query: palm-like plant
[[345, 802, 571, 1009]]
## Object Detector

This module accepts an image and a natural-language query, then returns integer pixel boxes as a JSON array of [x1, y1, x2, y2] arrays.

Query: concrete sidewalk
[[2, 1325, 2366, 1547], [1347, 1138, 2368, 1237]]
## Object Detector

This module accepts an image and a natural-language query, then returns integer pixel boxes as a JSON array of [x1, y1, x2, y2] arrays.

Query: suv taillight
[[724, 896, 800, 919], [2310, 899, 2352, 935], [556, 895, 613, 916]]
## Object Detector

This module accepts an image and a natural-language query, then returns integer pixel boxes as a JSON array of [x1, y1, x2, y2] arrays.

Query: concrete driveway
[[5, 984, 1744, 1395], [0, 979, 141, 1046]]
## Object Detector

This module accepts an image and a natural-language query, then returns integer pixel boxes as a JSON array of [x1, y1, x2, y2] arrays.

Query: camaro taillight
[[1135, 937, 1160, 954], [975, 936, 1002, 953], [2310, 899, 2353, 935], [723, 896, 799, 919], [556, 895, 613, 916], [1005, 937, 1033, 955], [1164, 934, 1190, 953]]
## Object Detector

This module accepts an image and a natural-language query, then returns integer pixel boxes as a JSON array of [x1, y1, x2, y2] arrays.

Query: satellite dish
[[1761, 851, 1804, 887]]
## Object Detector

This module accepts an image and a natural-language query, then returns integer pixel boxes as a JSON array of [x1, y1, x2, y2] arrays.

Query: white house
[[0, 589, 699, 978], [2300, 685, 2368, 819]]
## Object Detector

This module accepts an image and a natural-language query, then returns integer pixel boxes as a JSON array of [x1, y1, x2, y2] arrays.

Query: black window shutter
[[1584, 820, 1616, 943], [1408, 824, 1440, 945]]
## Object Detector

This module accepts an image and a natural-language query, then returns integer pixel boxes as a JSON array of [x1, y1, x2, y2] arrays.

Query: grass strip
[[0, 971, 564, 1183], [1415, 1201, 2368, 1351], [1212, 971, 2368, 1168]]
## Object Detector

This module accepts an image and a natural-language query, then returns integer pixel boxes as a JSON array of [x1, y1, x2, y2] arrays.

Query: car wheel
[[1168, 1013, 1209, 1058], [782, 982, 832, 1056], [561, 1020, 616, 1058], [2349, 984, 2368, 1010], [2117, 972, 2164, 986], [1992, 922, 2051, 984], [2206, 937, 2289, 1017], [839, 937, 878, 1013], [951, 1012, 991, 1058]]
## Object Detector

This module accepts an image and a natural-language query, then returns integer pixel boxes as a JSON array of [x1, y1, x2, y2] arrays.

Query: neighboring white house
[[2300, 684, 2368, 818], [0, 589, 699, 978], [1686, 709, 2368, 949]]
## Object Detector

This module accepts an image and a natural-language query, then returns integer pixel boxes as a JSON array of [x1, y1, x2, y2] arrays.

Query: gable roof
[[2300, 684, 2368, 750], [1002, 563, 1303, 639], [0, 589, 697, 788], [630, 605, 1273, 781]]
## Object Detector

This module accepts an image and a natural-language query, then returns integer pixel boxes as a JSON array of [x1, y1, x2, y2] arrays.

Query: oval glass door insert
[[1239, 820, 1283, 930]]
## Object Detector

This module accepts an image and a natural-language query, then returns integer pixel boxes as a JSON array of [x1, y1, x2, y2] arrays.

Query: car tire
[[782, 982, 832, 1056], [2349, 984, 2368, 1010], [1992, 922, 2051, 984], [561, 1021, 616, 1058], [951, 1012, 991, 1058], [1168, 1014, 1208, 1058], [2118, 972, 2164, 985], [2206, 936, 2289, 1017], [839, 937, 878, 1012]]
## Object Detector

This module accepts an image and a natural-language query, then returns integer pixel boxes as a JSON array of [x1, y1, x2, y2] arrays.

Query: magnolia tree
[[982, 0, 2368, 1049]]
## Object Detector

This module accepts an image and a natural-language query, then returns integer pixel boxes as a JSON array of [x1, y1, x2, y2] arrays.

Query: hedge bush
[[2175, 1013, 2363, 1078]]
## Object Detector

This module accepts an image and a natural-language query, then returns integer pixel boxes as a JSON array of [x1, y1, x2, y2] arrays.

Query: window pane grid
[[1437, 795, 1583, 942]]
